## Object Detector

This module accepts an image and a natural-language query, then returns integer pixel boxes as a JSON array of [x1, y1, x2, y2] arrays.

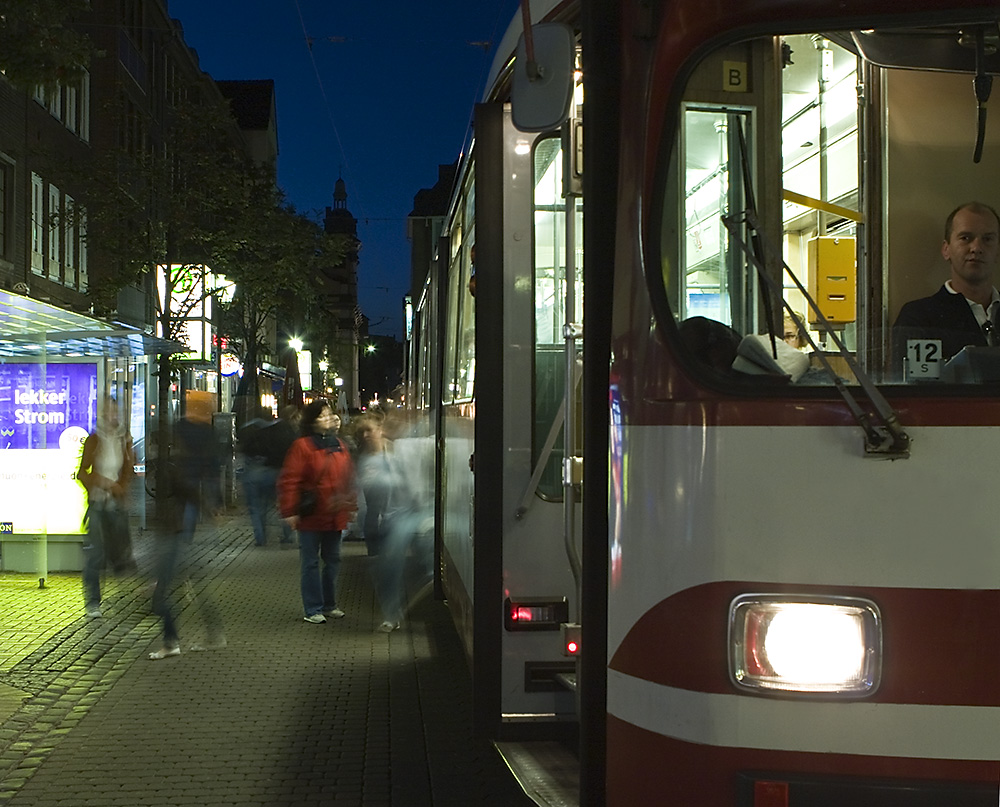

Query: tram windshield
[[657, 20, 1000, 389]]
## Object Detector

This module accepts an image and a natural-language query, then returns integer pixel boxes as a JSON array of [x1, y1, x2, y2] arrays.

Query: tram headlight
[[728, 595, 881, 696]]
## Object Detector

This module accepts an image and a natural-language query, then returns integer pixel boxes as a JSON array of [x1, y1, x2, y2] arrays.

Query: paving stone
[[0, 515, 539, 806]]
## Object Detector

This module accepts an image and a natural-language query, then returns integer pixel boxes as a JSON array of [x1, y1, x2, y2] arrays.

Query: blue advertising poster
[[0, 363, 98, 534], [0, 363, 97, 449]]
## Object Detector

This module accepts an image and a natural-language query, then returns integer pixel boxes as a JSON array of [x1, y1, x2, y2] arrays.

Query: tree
[[46, 87, 295, 505], [217, 179, 350, 424], [0, 0, 94, 89]]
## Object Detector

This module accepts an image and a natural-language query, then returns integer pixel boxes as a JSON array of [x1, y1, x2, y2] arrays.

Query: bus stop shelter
[[0, 289, 185, 582]]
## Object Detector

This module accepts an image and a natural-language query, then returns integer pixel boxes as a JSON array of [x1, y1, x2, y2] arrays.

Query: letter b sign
[[723, 61, 748, 93]]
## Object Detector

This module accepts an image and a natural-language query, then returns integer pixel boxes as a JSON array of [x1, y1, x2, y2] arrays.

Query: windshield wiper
[[722, 210, 910, 458]]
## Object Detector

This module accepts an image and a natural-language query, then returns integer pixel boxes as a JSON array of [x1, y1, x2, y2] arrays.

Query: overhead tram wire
[[291, 0, 367, 225]]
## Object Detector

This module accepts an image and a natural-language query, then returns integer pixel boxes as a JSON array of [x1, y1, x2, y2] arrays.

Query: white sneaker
[[378, 621, 400, 633], [149, 645, 180, 660], [86, 607, 102, 619], [189, 636, 227, 651], [303, 613, 327, 624], [323, 608, 345, 619]]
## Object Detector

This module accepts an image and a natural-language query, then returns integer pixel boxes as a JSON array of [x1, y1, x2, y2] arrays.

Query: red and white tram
[[406, 0, 1000, 804]]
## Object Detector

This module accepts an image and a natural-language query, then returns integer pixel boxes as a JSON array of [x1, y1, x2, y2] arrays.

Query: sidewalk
[[0, 515, 534, 806]]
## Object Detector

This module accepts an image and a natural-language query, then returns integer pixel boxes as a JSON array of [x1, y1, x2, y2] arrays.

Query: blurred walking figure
[[239, 405, 298, 547], [353, 415, 390, 557], [278, 399, 355, 624], [149, 397, 225, 659], [78, 395, 135, 618], [362, 412, 435, 633]]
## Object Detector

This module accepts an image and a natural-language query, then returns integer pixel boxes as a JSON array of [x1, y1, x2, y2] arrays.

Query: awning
[[0, 289, 187, 358], [259, 361, 286, 380]]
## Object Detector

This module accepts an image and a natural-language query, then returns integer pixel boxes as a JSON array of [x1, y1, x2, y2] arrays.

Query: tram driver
[[892, 201, 1000, 370]]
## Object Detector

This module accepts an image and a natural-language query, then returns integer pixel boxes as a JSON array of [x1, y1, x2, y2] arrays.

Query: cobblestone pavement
[[0, 516, 534, 806]]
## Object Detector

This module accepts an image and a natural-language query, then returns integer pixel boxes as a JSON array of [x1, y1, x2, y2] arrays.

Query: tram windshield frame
[[651, 17, 1000, 393]]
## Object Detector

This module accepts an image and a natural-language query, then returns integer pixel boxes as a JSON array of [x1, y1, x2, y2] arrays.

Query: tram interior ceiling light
[[728, 595, 881, 696]]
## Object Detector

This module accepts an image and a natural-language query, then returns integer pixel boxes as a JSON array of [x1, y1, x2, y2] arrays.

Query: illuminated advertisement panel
[[0, 363, 97, 534]]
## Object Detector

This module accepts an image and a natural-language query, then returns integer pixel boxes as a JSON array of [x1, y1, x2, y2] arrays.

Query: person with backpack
[[277, 399, 355, 623]]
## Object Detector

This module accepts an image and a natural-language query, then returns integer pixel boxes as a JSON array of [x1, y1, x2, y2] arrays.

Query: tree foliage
[[52, 92, 264, 321], [217, 181, 351, 391], [48, 78, 351, 429], [0, 0, 95, 89]]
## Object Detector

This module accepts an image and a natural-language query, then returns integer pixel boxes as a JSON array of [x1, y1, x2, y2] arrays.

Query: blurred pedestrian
[[353, 414, 390, 557], [77, 395, 135, 619], [149, 397, 225, 659], [239, 405, 298, 547], [277, 399, 355, 624], [370, 412, 435, 633]]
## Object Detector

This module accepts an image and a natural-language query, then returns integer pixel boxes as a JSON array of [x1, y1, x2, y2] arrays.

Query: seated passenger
[[783, 312, 809, 350], [893, 201, 1000, 363], [678, 316, 741, 373]]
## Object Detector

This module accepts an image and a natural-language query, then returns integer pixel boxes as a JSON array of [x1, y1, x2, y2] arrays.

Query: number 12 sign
[[905, 339, 941, 380]]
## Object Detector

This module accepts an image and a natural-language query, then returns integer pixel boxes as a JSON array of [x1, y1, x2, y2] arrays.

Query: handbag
[[298, 487, 318, 517]]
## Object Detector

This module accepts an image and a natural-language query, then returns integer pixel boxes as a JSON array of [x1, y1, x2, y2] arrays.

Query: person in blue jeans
[[239, 406, 298, 547], [277, 399, 355, 624], [77, 396, 134, 619]]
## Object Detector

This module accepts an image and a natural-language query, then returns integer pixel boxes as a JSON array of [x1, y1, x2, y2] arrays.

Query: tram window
[[679, 105, 754, 333], [442, 222, 462, 405], [657, 22, 1000, 390], [443, 171, 476, 404], [533, 135, 583, 499], [456, 182, 476, 401]]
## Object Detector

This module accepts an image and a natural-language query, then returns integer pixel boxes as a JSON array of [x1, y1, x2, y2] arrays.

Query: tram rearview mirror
[[511, 22, 575, 132]]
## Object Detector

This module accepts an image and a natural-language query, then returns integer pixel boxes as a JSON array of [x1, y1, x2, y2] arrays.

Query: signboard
[[905, 339, 942, 381], [0, 363, 98, 534], [157, 264, 212, 363]]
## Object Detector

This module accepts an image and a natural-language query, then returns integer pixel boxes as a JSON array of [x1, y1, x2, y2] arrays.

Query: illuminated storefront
[[0, 289, 182, 579]]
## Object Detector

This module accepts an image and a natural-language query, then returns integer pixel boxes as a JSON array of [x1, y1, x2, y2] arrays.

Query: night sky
[[165, 0, 520, 341]]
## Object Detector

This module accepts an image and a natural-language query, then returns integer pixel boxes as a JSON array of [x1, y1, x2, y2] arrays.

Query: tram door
[[461, 100, 581, 737]]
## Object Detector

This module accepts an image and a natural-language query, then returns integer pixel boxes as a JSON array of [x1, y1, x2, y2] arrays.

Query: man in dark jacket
[[239, 406, 298, 546], [893, 202, 1000, 370]]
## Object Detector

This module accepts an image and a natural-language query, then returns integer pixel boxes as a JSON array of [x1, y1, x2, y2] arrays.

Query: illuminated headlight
[[729, 595, 881, 696]]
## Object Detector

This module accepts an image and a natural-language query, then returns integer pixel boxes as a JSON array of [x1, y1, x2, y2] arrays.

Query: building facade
[[0, 0, 258, 573]]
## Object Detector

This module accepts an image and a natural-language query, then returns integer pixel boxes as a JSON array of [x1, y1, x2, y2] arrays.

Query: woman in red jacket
[[278, 399, 355, 623]]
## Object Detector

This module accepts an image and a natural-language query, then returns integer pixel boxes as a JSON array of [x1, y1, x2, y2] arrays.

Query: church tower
[[319, 178, 361, 409]]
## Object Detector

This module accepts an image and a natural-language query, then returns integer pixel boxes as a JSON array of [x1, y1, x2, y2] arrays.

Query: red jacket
[[277, 434, 355, 531]]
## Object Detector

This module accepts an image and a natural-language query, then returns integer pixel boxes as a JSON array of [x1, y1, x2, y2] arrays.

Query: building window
[[66, 83, 78, 134], [65, 195, 77, 288], [31, 173, 43, 274], [0, 162, 8, 259], [31, 71, 90, 141], [48, 184, 61, 276], [47, 85, 62, 118], [78, 208, 88, 292]]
